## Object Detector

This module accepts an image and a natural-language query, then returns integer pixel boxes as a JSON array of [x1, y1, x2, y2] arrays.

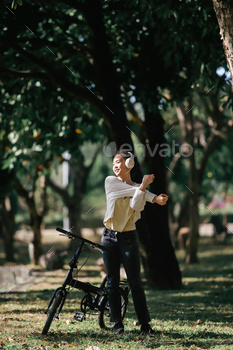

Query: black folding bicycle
[[42, 227, 129, 335]]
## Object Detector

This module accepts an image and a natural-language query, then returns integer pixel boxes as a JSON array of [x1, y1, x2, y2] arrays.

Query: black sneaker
[[112, 321, 124, 334], [140, 323, 155, 335]]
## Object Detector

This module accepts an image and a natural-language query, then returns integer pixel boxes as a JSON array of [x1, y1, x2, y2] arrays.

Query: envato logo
[[103, 141, 193, 158]]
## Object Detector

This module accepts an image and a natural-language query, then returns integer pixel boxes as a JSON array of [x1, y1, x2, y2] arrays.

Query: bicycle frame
[[42, 227, 130, 334], [44, 228, 107, 316]]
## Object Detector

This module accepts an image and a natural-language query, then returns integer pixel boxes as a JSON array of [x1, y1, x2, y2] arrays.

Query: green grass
[[1, 239, 233, 349]]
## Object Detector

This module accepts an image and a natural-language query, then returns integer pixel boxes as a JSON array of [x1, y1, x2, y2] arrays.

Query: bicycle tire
[[98, 288, 128, 329], [42, 292, 63, 335]]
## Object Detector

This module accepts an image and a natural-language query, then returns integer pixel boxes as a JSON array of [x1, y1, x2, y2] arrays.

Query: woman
[[102, 150, 169, 334]]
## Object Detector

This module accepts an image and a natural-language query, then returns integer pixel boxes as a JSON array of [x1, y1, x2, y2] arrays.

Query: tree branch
[[175, 103, 187, 139], [45, 176, 70, 206], [197, 132, 222, 182], [167, 152, 182, 183], [0, 67, 49, 80], [13, 178, 38, 218], [210, 127, 226, 139], [86, 143, 102, 173], [2, 40, 110, 121]]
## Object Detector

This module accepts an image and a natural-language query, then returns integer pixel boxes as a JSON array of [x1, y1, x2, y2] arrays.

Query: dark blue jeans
[[101, 227, 151, 325]]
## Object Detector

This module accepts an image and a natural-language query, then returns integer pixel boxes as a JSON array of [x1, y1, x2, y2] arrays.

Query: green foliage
[[102, 0, 227, 110], [1, 0, 232, 228]]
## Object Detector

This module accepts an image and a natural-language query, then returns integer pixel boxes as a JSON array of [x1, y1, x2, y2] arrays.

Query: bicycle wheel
[[98, 288, 128, 329], [42, 292, 63, 335]]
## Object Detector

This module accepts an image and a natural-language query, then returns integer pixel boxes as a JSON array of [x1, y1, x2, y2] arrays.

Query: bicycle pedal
[[73, 311, 86, 322]]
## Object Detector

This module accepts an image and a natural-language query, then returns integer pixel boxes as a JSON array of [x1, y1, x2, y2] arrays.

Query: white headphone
[[125, 152, 135, 169]]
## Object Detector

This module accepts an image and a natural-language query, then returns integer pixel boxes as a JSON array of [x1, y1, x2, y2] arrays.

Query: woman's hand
[[153, 194, 169, 205], [139, 174, 155, 191]]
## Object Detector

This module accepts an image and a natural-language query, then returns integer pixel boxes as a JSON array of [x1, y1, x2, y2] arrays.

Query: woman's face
[[113, 154, 127, 176]]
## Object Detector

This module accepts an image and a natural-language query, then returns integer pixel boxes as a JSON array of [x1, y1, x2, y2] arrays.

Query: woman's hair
[[113, 150, 131, 160]]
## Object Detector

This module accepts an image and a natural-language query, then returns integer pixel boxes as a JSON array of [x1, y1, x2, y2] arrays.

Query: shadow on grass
[[1, 283, 233, 326], [29, 328, 232, 349]]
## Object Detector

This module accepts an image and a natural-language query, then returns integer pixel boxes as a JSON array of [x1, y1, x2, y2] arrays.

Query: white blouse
[[103, 176, 156, 232]]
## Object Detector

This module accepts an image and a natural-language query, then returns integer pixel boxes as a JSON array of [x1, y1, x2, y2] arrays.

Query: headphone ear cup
[[125, 158, 130, 168], [125, 153, 135, 169]]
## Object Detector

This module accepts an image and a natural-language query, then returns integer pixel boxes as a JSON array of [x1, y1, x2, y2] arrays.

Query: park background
[[0, 0, 233, 349]]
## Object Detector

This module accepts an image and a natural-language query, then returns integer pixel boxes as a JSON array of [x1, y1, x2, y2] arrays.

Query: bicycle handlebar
[[56, 227, 106, 251]]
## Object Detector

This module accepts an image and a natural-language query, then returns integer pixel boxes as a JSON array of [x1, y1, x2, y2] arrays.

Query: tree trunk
[[46, 174, 83, 250], [14, 178, 44, 264], [84, 0, 182, 289], [0, 198, 15, 262], [83, 0, 133, 147], [212, 0, 233, 83], [30, 213, 43, 264], [176, 95, 223, 243], [176, 194, 189, 234], [185, 153, 199, 264], [137, 110, 182, 289], [184, 100, 200, 263]]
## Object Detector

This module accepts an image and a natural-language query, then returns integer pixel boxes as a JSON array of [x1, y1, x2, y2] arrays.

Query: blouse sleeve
[[145, 189, 157, 203], [129, 188, 146, 211], [105, 176, 136, 197], [105, 176, 157, 212]]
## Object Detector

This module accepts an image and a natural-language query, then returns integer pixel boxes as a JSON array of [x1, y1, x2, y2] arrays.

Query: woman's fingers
[[143, 174, 155, 184], [158, 194, 169, 205]]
